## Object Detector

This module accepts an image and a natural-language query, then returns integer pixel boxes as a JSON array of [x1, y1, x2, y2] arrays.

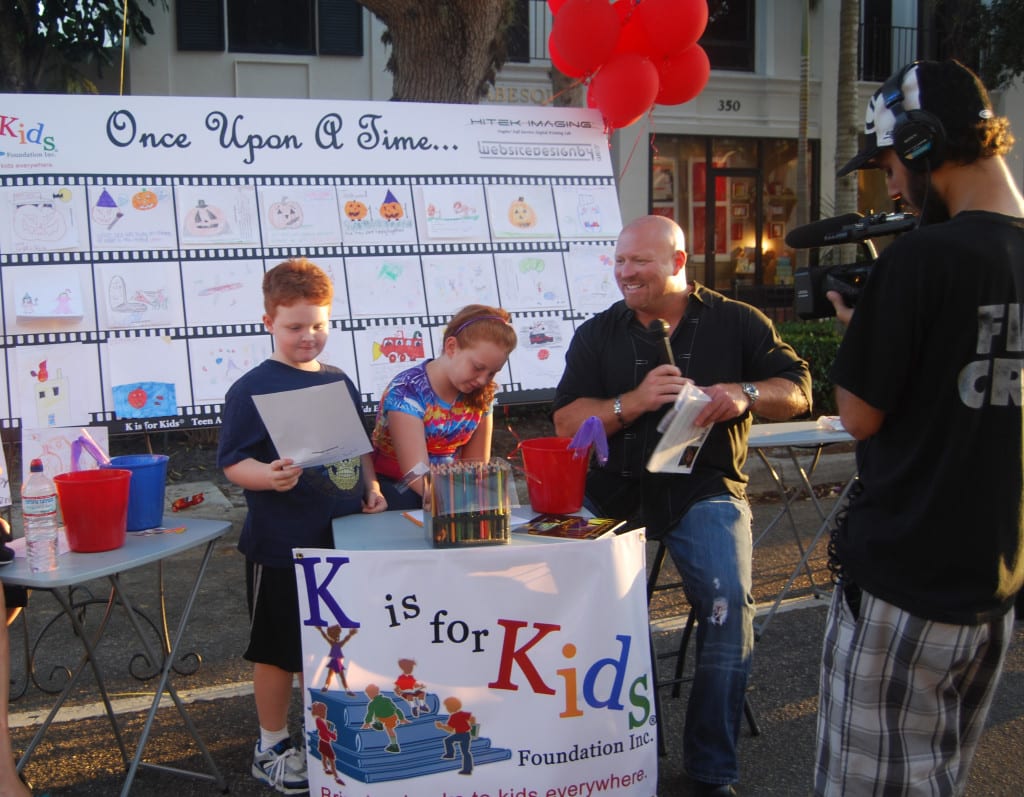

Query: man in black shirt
[[554, 214, 810, 796]]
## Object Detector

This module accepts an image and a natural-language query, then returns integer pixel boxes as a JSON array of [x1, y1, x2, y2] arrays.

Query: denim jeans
[[663, 494, 755, 785]]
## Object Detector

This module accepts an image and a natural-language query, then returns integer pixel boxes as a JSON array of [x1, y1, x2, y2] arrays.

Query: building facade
[[127, 1, 1024, 318]]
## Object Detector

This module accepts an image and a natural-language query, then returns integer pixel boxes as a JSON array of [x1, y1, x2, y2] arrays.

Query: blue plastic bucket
[[101, 454, 169, 531]]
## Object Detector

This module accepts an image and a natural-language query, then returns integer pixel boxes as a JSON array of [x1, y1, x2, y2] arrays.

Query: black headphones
[[880, 63, 946, 172]]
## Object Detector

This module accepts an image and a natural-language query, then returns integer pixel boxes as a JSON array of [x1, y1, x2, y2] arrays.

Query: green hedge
[[776, 319, 844, 417]]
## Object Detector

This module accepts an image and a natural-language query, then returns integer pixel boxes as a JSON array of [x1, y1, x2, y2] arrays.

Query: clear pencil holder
[[426, 459, 512, 548]]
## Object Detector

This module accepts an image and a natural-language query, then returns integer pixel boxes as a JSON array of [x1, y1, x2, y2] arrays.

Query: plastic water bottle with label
[[22, 458, 58, 573]]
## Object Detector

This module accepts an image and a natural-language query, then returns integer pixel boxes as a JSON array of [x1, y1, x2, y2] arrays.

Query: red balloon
[[611, 1, 651, 57], [549, 31, 586, 78], [655, 44, 711, 106], [611, 0, 634, 22], [591, 52, 660, 130], [551, 0, 623, 76], [637, 0, 709, 59]]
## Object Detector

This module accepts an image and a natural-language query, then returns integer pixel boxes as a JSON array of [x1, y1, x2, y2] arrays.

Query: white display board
[[0, 94, 621, 433]]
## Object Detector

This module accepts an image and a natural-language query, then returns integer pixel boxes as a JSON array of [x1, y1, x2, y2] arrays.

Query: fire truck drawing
[[528, 320, 554, 345], [372, 329, 425, 363]]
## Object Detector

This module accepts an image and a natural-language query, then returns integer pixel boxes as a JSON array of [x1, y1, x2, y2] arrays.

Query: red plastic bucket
[[519, 437, 589, 514], [54, 469, 131, 553]]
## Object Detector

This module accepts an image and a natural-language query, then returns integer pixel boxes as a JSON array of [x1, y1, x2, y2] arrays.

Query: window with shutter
[[176, 0, 226, 52], [319, 0, 364, 57]]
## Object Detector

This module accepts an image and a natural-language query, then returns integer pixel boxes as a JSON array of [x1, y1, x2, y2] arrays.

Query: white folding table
[[747, 421, 857, 637], [2, 516, 231, 796]]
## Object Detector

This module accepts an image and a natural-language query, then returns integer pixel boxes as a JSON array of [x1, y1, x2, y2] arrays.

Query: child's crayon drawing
[[87, 183, 177, 251], [421, 253, 499, 316], [181, 259, 265, 326], [345, 256, 427, 318], [96, 261, 184, 329], [485, 184, 559, 240], [339, 185, 418, 245], [257, 185, 343, 247], [175, 185, 261, 247], [188, 336, 270, 405], [416, 185, 490, 242], [493, 251, 570, 311], [0, 185, 88, 253]]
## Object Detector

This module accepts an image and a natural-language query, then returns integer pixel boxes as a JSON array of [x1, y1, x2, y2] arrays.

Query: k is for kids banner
[[294, 530, 657, 797]]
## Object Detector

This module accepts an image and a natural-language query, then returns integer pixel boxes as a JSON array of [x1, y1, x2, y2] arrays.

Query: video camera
[[787, 212, 917, 319]]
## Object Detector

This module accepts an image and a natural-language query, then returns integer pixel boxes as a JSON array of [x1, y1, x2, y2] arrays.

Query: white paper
[[252, 381, 371, 468], [646, 382, 713, 474]]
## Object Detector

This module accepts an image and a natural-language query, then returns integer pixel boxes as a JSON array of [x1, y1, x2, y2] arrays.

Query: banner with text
[[0, 93, 620, 435], [294, 530, 657, 797]]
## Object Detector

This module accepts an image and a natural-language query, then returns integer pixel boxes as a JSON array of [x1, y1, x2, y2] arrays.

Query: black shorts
[[2, 583, 27, 610], [244, 560, 303, 673]]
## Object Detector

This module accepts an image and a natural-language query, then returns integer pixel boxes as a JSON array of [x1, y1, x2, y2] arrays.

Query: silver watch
[[741, 382, 759, 408]]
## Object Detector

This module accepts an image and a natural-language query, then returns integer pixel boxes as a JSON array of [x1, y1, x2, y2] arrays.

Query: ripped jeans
[[663, 494, 755, 786]]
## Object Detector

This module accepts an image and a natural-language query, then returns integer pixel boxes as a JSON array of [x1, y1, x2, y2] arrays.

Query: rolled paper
[[76, 428, 111, 466], [569, 415, 608, 465], [70, 439, 83, 471]]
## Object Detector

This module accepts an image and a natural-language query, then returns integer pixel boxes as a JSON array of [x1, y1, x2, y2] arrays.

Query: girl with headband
[[371, 304, 517, 509]]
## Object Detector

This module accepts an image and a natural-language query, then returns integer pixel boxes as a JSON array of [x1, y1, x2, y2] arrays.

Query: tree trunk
[[834, 0, 861, 217], [358, 0, 514, 103]]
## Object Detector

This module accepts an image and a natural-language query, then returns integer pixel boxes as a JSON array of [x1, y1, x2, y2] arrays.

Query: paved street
[[6, 449, 1023, 796]]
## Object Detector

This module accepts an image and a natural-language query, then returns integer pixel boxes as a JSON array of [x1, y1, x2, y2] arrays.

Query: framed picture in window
[[731, 204, 748, 218], [770, 222, 785, 239], [652, 158, 677, 203]]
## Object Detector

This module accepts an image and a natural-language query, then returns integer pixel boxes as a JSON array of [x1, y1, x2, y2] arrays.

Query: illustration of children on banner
[[361, 684, 409, 754], [317, 625, 357, 695], [393, 658, 430, 718], [310, 701, 346, 787], [435, 696, 477, 776]]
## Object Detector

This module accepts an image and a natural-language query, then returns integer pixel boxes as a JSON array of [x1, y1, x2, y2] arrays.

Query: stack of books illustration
[[306, 687, 511, 782]]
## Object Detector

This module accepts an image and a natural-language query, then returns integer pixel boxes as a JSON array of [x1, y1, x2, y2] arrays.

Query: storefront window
[[649, 134, 819, 307]]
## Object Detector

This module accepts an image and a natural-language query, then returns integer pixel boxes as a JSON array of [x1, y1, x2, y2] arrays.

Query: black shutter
[[318, 0, 364, 56], [506, 0, 530, 64], [176, 0, 226, 52]]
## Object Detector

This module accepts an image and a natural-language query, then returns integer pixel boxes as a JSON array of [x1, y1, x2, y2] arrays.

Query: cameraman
[[816, 60, 1024, 795]]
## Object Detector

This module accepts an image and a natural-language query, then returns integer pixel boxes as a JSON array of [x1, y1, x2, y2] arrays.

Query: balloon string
[[118, 0, 129, 96], [614, 107, 655, 183], [540, 76, 589, 107]]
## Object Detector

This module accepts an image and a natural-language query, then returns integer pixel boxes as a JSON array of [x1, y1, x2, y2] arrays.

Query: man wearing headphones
[[816, 60, 1024, 795]]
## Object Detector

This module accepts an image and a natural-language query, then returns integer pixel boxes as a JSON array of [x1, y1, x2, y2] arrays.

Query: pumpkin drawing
[[132, 188, 159, 211], [184, 199, 228, 236], [379, 190, 404, 221], [12, 197, 67, 242], [508, 196, 537, 229], [344, 200, 368, 221], [268, 196, 303, 229]]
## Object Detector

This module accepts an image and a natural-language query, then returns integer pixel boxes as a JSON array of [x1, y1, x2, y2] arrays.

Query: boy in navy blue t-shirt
[[218, 257, 386, 794]]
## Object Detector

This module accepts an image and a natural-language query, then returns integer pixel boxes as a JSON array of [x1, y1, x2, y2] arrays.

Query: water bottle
[[22, 458, 58, 573]]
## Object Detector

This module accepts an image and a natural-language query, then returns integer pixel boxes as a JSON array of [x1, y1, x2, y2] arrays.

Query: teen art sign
[[294, 530, 657, 797]]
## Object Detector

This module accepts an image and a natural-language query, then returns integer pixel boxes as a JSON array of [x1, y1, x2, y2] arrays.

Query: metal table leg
[[111, 538, 226, 796]]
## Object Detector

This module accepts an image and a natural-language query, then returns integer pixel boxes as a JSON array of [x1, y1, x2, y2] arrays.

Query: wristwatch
[[613, 395, 629, 427], [741, 382, 760, 409]]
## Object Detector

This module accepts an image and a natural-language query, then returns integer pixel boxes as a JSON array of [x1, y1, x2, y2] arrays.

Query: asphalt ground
[[5, 449, 1023, 797]]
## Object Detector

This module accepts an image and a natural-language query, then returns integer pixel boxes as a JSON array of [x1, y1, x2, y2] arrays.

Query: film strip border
[[0, 173, 617, 264]]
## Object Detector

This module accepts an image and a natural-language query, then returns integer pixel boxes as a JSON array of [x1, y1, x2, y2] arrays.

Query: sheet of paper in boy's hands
[[252, 381, 371, 468], [646, 382, 713, 474]]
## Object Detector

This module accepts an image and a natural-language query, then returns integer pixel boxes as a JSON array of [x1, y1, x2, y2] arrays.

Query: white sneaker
[[252, 738, 309, 794]]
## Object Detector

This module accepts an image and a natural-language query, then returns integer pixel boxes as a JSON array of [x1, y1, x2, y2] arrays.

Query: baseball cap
[[837, 60, 994, 176]]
